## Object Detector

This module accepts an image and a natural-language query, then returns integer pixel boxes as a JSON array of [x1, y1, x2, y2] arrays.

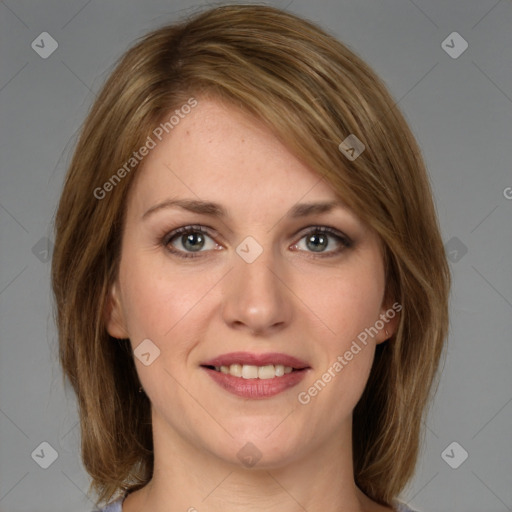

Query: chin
[[213, 429, 304, 470]]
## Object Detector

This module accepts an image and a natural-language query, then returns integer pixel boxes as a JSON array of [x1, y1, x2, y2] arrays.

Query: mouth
[[200, 363, 306, 379], [200, 351, 310, 379], [200, 352, 311, 399]]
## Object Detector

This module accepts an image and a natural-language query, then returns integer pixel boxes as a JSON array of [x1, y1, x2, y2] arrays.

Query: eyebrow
[[142, 198, 347, 221]]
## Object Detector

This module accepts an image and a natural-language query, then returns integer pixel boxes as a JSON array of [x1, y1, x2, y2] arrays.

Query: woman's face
[[107, 96, 396, 468]]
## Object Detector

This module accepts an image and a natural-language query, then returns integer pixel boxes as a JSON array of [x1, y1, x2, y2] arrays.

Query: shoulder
[[92, 496, 124, 512], [393, 501, 419, 512], [92, 496, 419, 512]]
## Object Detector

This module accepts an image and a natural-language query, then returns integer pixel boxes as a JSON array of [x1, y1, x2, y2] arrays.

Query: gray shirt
[[94, 495, 419, 512]]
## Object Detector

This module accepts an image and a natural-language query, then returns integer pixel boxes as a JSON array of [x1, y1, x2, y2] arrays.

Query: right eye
[[162, 225, 222, 259]]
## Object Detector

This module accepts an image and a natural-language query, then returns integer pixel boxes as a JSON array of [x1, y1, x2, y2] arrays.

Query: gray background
[[0, 1, 511, 511]]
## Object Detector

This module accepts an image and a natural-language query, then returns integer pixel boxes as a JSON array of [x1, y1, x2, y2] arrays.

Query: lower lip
[[202, 367, 309, 399]]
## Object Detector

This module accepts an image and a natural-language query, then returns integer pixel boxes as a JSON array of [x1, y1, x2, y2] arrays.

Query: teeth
[[213, 364, 295, 379], [242, 365, 259, 379], [257, 365, 274, 379]]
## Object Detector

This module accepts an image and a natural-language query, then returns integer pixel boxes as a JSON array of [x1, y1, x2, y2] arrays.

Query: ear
[[104, 280, 129, 339], [374, 297, 401, 345]]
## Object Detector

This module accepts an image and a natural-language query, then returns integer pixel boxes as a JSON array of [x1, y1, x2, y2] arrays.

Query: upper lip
[[201, 352, 310, 369]]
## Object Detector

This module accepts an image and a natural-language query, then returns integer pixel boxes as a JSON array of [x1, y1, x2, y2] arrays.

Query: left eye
[[291, 227, 351, 255]]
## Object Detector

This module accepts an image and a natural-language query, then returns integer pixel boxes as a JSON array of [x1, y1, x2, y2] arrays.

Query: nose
[[221, 244, 293, 337]]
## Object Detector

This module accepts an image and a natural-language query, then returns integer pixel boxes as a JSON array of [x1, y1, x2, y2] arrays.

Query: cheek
[[297, 275, 379, 422], [118, 250, 219, 342], [300, 263, 385, 345], [295, 256, 384, 404]]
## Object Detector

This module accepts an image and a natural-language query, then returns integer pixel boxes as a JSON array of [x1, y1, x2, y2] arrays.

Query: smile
[[200, 351, 311, 399], [205, 363, 296, 379]]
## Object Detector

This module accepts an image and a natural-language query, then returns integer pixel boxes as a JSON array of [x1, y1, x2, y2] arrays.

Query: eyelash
[[160, 224, 353, 260]]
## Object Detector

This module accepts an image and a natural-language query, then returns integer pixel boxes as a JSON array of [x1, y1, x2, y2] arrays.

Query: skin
[[106, 96, 398, 512]]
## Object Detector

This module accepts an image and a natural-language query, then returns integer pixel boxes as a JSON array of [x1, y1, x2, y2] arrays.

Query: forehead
[[127, 97, 342, 218]]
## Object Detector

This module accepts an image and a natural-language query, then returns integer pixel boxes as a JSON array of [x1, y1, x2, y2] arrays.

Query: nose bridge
[[221, 237, 292, 335]]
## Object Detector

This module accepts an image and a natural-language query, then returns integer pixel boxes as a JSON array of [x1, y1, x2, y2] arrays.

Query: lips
[[200, 351, 312, 399], [201, 351, 310, 369]]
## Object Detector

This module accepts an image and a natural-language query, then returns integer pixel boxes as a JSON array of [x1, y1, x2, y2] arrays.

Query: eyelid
[[162, 224, 224, 245], [293, 225, 352, 245]]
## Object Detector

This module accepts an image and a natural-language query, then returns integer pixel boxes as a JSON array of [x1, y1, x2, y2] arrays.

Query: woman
[[51, 4, 450, 512]]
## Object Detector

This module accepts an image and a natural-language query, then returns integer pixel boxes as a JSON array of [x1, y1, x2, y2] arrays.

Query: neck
[[123, 407, 383, 512]]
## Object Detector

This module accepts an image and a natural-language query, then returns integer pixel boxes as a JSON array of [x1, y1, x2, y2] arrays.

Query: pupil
[[183, 232, 204, 251], [307, 233, 327, 252]]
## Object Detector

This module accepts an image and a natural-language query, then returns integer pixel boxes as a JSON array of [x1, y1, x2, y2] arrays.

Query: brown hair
[[51, 3, 450, 508]]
